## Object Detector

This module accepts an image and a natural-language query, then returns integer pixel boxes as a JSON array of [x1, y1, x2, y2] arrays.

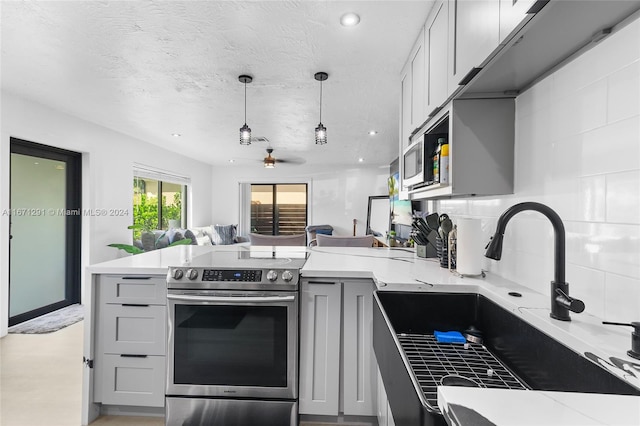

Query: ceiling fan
[[262, 148, 305, 168]]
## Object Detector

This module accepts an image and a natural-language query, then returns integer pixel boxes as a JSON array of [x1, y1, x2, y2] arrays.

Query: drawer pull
[[307, 281, 336, 285], [122, 304, 150, 307], [120, 354, 148, 358], [121, 276, 153, 280]]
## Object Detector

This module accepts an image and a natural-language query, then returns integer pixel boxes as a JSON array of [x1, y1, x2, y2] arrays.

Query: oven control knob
[[266, 270, 278, 282], [172, 269, 184, 280], [186, 269, 199, 280], [282, 270, 294, 282]]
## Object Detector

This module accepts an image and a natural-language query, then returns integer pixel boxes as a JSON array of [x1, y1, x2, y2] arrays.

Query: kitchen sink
[[373, 291, 640, 426]]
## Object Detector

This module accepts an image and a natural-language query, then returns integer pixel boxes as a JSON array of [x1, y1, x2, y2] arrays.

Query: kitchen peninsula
[[82, 245, 640, 426]]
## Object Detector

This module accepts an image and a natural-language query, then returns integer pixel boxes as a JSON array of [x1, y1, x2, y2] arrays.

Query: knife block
[[416, 243, 437, 258]]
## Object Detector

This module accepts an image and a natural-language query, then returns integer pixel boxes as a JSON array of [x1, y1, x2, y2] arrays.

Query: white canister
[[455, 218, 483, 276]]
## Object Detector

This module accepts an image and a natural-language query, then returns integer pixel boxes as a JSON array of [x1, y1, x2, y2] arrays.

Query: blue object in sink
[[434, 330, 466, 344]]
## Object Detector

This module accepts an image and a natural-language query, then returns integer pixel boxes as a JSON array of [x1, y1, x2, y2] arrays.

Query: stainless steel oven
[[165, 248, 307, 426]]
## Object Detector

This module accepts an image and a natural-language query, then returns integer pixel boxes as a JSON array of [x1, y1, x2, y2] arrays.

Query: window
[[250, 184, 307, 235], [133, 165, 189, 239]]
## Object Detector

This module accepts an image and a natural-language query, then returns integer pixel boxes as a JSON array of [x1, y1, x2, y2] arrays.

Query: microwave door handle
[[167, 294, 296, 303]]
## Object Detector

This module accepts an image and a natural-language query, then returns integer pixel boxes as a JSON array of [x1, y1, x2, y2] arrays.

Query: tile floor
[[0, 321, 374, 426]]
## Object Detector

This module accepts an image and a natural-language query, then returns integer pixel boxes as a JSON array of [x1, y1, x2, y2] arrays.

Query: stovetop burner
[[167, 246, 308, 291]]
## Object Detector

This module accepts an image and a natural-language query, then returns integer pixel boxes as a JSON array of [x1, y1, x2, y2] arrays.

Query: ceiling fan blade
[[277, 157, 306, 165]]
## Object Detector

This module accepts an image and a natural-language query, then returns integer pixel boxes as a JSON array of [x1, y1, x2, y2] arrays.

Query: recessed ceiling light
[[368, 130, 378, 136], [228, 159, 235, 163], [172, 133, 181, 137], [340, 12, 360, 27], [358, 158, 364, 163]]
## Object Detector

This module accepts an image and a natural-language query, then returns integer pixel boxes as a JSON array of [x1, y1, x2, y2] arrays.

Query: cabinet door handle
[[122, 304, 150, 307], [527, 0, 549, 14], [428, 106, 442, 118], [120, 354, 148, 358], [459, 67, 482, 85], [307, 281, 337, 285]]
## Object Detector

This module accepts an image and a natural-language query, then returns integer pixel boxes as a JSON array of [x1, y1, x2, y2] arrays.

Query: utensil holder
[[435, 236, 448, 268]]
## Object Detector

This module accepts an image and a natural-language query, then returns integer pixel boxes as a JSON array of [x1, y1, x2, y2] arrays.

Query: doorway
[[9, 138, 81, 326], [250, 184, 308, 235]]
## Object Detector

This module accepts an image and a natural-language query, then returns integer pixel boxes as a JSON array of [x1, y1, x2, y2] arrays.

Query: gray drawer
[[101, 354, 165, 407], [100, 275, 166, 305], [101, 304, 166, 355]]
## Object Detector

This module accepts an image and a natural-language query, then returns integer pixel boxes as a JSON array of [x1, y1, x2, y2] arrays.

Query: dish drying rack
[[397, 333, 528, 411]]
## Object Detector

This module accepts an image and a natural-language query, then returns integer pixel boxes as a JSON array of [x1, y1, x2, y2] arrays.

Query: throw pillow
[[184, 229, 197, 245], [141, 232, 156, 251], [196, 236, 213, 246], [155, 232, 170, 249], [172, 231, 185, 243], [211, 224, 237, 245]]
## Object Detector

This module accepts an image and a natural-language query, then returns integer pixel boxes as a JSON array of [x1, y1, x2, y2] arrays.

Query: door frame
[[9, 137, 82, 326]]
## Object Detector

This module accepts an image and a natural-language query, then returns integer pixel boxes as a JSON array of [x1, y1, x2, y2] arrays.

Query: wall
[[0, 92, 213, 336], [210, 165, 390, 237], [439, 14, 640, 323]]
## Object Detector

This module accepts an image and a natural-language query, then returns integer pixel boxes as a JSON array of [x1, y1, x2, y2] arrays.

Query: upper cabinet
[[399, 66, 411, 151], [410, 99, 514, 200], [399, 27, 426, 152], [499, 0, 540, 44], [398, 0, 640, 199], [425, 0, 449, 118], [448, 0, 500, 94]]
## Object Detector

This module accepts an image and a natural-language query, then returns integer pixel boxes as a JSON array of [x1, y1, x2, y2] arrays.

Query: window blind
[[132, 163, 191, 186]]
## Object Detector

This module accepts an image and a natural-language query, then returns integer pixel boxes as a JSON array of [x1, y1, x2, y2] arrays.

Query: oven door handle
[[167, 294, 296, 303]]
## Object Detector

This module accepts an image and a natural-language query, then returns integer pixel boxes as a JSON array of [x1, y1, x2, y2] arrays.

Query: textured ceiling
[[1, 1, 433, 168]]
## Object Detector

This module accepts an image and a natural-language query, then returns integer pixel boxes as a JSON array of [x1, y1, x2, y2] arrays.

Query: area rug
[[8, 304, 84, 334]]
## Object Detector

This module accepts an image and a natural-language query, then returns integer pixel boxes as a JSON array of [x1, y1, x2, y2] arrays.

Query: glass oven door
[[167, 290, 298, 399]]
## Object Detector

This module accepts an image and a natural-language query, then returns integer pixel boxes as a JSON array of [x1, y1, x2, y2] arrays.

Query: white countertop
[[88, 245, 640, 423], [437, 387, 640, 425]]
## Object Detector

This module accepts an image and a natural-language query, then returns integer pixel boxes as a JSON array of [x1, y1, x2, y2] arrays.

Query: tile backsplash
[[439, 13, 640, 323]]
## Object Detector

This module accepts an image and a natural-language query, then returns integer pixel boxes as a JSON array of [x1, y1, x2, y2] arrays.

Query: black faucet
[[485, 202, 585, 321]]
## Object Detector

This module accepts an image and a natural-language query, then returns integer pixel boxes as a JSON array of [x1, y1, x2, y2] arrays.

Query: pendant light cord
[[244, 81, 247, 125], [319, 79, 323, 124]]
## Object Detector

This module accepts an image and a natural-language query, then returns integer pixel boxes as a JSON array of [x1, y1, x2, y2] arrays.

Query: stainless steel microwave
[[402, 137, 426, 188]]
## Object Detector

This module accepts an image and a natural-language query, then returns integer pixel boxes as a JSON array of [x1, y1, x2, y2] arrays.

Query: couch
[[134, 224, 248, 251]]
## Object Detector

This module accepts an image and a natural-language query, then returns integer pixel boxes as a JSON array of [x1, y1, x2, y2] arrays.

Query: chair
[[248, 233, 306, 246], [314, 234, 374, 247], [305, 224, 333, 243]]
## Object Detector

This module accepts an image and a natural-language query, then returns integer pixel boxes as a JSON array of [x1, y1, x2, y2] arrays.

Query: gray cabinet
[[299, 278, 341, 415], [448, 0, 500, 94], [101, 304, 166, 355], [342, 280, 376, 416], [409, 98, 514, 200], [101, 354, 165, 407], [400, 27, 427, 151], [94, 275, 166, 408], [400, 66, 412, 151], [499, 0, 538, 43], [425, 0, 450, 117], [299, 278, 377, 417]]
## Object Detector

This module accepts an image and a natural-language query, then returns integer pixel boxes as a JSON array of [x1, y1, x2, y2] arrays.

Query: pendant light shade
[[314, 72, 328, 145], [239, 75, 253, 145]]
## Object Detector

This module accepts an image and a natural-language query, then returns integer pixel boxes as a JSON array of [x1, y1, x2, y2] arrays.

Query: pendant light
[[314, 72, 328, 145], [239, 75, 253, 145]]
